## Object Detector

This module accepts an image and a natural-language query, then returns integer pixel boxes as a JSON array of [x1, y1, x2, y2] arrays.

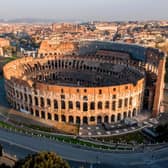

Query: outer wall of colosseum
[[3, 41, 166, 127]]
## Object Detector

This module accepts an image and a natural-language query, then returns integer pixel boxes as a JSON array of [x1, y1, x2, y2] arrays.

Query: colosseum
[[3, 41, 165, 126]]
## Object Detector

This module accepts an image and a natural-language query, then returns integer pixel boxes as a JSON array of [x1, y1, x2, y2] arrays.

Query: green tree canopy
[[14, 152, 70, 168]]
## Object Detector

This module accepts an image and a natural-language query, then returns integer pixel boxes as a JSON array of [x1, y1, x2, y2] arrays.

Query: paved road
[[0, 128, 168, 168], [1, 78, 168, 167]]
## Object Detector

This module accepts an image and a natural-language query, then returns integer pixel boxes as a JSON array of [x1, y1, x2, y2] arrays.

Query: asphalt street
[[0, 128, 168, 168]]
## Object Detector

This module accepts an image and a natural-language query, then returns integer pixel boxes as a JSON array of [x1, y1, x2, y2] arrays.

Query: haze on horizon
[[0, 0, 168, 21]]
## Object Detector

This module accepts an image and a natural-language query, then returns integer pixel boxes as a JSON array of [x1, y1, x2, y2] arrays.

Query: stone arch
[[83, 116, 88, 124], [61, 100, 66, 109], [104, 116, 109, 123], [41, 111, 45, 119], [54, 114, 59, 121], [83, 102, 88, 112], [35, 97, 38, 106], [69, 116, 74, 123], [61, 115, 66, 122], [35, 110, 39, 117], [48, 113, 52, 120], [40, 97, 44, 107], [47, 98, 51, 106], [98, 101, 103, 110], [123, 112, 127, 119], [90, 102, 95, 110], [117, 113, 121, 121], [54, 99, 58, 109], [76, 101, 80, 110], [111, 115, 115, 122], [128, 110, 131, 117], [105, 101, 110, 109], [133, 108, 136, 117], [97, 116, 102, 124], [29, 95, 32, 105], [68, 101, 73, 109], [76, 116, 81, 125]]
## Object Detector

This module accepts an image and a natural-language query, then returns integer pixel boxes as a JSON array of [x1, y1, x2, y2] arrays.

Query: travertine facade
[[3, 41, 165, 126]]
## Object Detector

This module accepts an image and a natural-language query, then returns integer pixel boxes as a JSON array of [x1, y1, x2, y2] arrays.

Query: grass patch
[[0, 120, 132, 151], [96, 132, 146, 144]]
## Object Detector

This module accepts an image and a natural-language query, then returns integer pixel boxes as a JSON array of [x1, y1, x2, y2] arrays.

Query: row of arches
[[24, 58, 144, 86], [22, 97, 135, 112], [32, 54, 158, 76], [30, 108, 137, 125], [13, 88, 138, 111]]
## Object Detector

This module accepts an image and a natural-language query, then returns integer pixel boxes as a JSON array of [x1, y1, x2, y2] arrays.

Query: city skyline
[[0, 0, 167, 21]]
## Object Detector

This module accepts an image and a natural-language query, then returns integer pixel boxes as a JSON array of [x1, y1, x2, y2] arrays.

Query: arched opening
[[76, 117, 81, 125], [48, 113, 52, 120], [111, 115, 115, 122], [61, 115, 66, 122], [61, 101, 66, 109], [104, 116, 109, 123], [133, 108, 136, 117], [117, 113, 121, 121], [20, 92, 23, 99], [41, 111, 45, 119], [118, 99, 122, 108], [128, 111, 131, 117], [90, 102, 95, 110], [112, 101, 116, 111], [54, 114, 59, 121], [35, 110, 39, 117], [35, 97, 38, 106], [98, 102, 102, 110], [105, 101, 109, 109], [83, 117, 88, 124], [123, 112, 127, 119], [69, 116, 74, 123], [129, 97, 133, 106], [68, 101, 73, 109], [97, 116, 102, 124], [24, 94, 27, 102], [54, 100, 58, 109], [40, 97, 44, 107], [83, 102, 88, 112], [76, 101, 80, 110], [29, 95, 32, 105], [124, 98, 128, 107]]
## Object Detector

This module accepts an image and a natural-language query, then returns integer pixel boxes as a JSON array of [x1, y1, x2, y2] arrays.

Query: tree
[[0, 164, 11, 168], [14, 152, 70, 168]]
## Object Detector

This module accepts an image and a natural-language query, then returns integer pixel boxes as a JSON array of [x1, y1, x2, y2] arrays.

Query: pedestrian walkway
[[79, 121, 156, 137]]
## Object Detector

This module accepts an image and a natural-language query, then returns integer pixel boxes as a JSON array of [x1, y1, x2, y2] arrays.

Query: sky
[[0, 0, 168, 21]]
